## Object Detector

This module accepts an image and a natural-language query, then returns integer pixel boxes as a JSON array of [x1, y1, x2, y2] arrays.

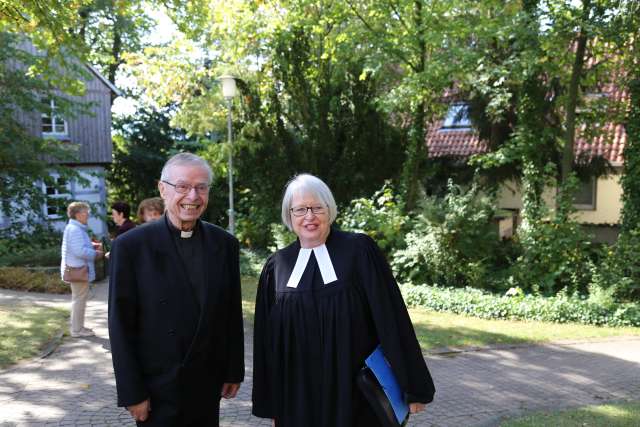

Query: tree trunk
[[401, 0, 427, 210], [560, 1, 590, 186]]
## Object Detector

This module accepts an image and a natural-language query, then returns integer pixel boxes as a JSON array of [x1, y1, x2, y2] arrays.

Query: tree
[[76, 0, 155, 87], [129, 0, 407, 246], [108, 105, 201, 208]]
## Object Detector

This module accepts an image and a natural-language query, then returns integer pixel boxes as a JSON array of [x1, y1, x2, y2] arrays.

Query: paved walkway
[[1, 281, 639, 426]]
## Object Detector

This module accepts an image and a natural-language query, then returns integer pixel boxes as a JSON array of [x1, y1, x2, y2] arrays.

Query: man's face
[[158, 164, 210, 229]]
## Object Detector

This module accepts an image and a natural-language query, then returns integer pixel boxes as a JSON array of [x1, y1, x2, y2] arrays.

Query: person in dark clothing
[[252, 174, 435, 427], [109, 153, 244, 426], [111, 201, 136, 237]]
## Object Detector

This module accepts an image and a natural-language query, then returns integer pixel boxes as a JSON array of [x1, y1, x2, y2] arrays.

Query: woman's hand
[[409, 402, 426, 414]]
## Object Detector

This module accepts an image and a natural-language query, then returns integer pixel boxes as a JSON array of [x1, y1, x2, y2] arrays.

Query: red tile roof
[[426, 89, 628, 166]]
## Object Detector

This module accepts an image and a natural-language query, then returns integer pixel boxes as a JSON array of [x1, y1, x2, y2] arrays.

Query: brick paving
[[1, 280, 639, 426]]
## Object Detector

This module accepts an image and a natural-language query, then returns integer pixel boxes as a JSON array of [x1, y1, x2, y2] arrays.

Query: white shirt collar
[[286, 244, 338, 288]]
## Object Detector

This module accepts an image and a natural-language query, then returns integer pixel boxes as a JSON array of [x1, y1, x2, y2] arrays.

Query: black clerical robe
[[252, 229, 434, 427], [109, 216, 244, 426]]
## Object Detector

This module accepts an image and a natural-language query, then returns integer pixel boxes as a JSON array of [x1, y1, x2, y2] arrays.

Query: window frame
[[440, 102, 472, 130], [43, 175, 70, 219], [41, 99, 68, 137], [573, 176, 597, 211]]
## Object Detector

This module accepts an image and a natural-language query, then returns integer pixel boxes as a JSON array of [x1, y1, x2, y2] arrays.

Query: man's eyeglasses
[[290, 205, 327, 217], [162, 180, 210, 195]]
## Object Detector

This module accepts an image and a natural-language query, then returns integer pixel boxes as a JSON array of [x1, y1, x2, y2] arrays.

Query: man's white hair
[[160, 152, 213, 184]]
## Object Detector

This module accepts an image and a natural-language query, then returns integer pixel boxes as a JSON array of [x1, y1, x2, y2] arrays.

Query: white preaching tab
[[313, 244, 338, 285], [180, 230, 193, 238], [286, 248, 312, 288], [286, 244, 338, 288]]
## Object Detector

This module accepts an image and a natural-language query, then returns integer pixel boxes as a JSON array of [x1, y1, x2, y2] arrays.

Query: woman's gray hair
[[281, 174, 337, 231], [67, 201, 90, 219], [160, 152, 213, 184]]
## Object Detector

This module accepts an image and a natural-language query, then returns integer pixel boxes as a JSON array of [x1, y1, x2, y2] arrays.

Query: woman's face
[[75, 209, 89, 225], [143, 209, 162, 223], [290, 192, 330, 248]]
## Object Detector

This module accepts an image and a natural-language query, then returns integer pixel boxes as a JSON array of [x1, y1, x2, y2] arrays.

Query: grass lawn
[[241, 277, 640, 350], [0, 303, 69, 369], [500, 401, 640, 426], [409, 307, 640, 350]]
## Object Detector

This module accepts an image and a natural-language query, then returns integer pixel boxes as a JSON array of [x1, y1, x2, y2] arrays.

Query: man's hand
[[409, 402, 426, 414], [220, 383, 240, 399], [127, 398, 151, 422]]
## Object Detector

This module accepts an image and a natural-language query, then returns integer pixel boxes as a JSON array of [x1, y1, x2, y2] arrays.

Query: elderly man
[[108, 152, 244, 426]]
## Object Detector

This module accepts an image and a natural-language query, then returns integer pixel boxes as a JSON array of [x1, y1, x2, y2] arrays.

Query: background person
[[60, 201, 103, 338], [108, 152, 244, 426], [111, 201, 136, 237], [252, 174, 435, 427], [136, 197, 164, 224]]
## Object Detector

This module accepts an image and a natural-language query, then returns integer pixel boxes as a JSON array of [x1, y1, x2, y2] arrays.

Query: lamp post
[[219, 74, 238, 235]]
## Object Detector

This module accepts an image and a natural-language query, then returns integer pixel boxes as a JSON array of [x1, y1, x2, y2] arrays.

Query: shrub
[[511, 218, 595, 296], [240, 249, 268, 277], [590, 228, 640, 302], [0, 267, 69, 294], [391, 182, 503, 290], [338, 183, 410, 257], [401, 284, 640, 327], [269, 223, 296, 252], [0, 224, 62, 268]]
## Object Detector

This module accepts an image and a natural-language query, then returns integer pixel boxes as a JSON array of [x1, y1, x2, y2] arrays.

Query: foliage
[[0, 267, 69, 294], [512, 175, 595, 296], [0, 303, 69, 368], [620, 72, 640, 232], [107, 105, 202, 209], [391, 182, 503, 290], [591, 229, 640, 302], [269, 223, 296, 252], [0, 247, 60, 268], [75, 0, 155, 85], [129, 0, 408, 241], [401, 284, 640, 327], [338, 183, 410, 256], [0, 222, 62, 268], [239, 248, 267, 277]]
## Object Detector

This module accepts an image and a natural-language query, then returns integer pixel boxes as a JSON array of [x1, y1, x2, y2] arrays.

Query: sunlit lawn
[[241, 276, 640, 350], [500, 401, 640, 427], [0, 303, 68, 369]]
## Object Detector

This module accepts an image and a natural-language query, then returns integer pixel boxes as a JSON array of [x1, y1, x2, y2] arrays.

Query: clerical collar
[[164, 215, 198, 239], [286, 244, 338, 288]]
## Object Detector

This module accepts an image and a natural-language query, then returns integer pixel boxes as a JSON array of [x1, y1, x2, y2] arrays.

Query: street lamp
[[219, 74, 238, 235]]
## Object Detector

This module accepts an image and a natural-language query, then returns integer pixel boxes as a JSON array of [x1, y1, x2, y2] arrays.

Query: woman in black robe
[[252, 174, 435, 427]]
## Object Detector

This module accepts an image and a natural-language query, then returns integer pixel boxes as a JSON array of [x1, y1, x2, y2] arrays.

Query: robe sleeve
[[223, 237, 245, 383], [252, 255, 276, 418], [356, 234, 435, 404], [107, 237, 148, 407]]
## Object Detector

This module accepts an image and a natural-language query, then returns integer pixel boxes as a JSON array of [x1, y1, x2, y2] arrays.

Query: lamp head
[[219, 75, 238, 99]]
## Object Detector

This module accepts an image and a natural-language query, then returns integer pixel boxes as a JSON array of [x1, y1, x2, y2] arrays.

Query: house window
[[573, 177, 596, 210], [441, 103, 471, 129], [44, 176, 70, 218], [42, 99, 68, 136]]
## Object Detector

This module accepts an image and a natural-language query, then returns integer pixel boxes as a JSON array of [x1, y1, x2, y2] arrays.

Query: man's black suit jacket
[[108, 217, 244, 420]]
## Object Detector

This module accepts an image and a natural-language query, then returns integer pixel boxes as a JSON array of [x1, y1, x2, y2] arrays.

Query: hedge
[[401, 284, 640, 327], [0, 267, 70, 294]]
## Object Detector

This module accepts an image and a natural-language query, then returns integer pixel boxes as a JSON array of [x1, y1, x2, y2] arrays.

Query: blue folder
[[365, 345, 409, 424]]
